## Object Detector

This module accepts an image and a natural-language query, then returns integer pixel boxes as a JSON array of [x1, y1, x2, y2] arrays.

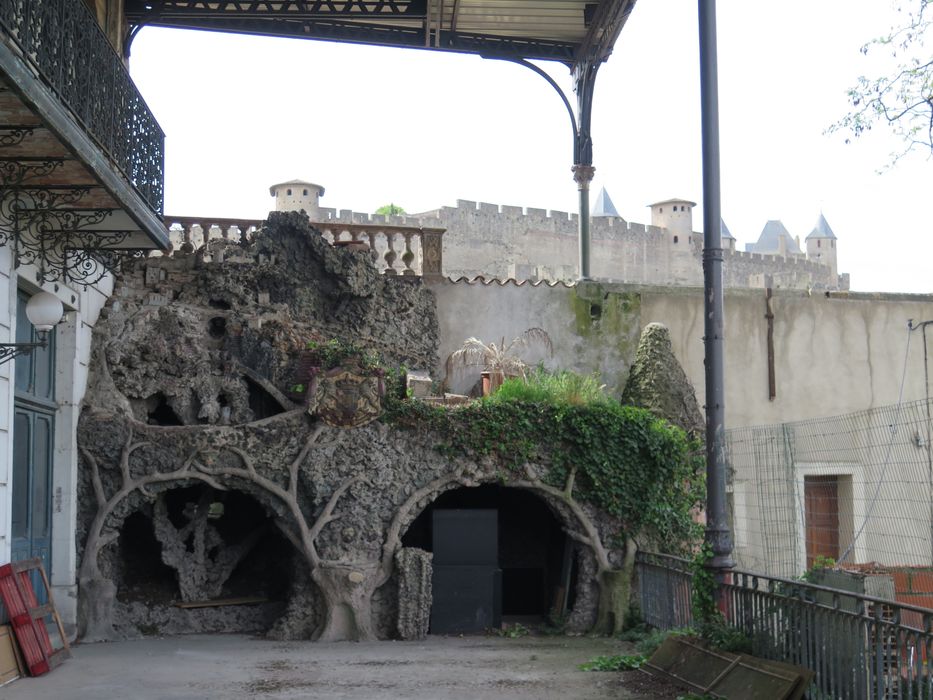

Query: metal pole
[[574, 164, 594, 280], [573, 59, 598, 281], [698, 0, 733, 570]]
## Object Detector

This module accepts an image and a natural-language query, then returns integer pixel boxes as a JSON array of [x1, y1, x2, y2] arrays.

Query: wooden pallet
[[0, 558, 70, 676]]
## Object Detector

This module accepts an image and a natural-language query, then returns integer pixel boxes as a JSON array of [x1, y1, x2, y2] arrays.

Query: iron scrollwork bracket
[[0, 336, 47, 366]]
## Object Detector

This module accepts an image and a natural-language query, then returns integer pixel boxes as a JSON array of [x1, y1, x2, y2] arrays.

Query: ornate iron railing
[[165, 216, 445, 279], [637, 551, 933, 699], [0, 0, 165, 213]]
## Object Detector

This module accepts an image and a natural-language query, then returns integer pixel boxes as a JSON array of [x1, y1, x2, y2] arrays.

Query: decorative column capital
[[571, 164, 596, 189]]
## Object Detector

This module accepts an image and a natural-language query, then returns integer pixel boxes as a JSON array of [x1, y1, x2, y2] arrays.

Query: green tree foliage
[[375, 203, 407, 216], [830, 1, 933, 164]]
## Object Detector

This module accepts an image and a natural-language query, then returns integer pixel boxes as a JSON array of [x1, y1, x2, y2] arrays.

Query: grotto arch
[[112, 484, 294, 637], [402, 484, 578, 631], [391, 476, 611, 636]]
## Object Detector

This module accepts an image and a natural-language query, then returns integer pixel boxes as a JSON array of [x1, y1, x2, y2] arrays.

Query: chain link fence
[[726, 398, 933, 580]]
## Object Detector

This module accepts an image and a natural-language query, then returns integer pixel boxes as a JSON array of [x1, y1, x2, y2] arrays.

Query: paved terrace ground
[[4, 634, 685, 699]]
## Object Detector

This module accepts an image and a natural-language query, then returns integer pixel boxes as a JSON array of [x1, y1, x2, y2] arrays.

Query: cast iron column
[[573, 164, 595, 279], [699, 0, 734, 570], [573, 59, 599, 281]]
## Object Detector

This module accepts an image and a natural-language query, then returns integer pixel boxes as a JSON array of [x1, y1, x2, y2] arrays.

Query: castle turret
[[592, 187, 622, 218], [649, 198, 695, 245], [721, 218, 736, 252], [805, 213, 838, 276], [269, 179, 325, 217], [745, 220, 802, 257]]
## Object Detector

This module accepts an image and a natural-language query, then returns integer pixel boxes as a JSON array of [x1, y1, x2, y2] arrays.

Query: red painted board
[[0, 564, 53, 676]]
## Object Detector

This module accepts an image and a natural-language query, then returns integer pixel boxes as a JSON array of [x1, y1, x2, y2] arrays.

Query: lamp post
[[0, 291, 64, 365]]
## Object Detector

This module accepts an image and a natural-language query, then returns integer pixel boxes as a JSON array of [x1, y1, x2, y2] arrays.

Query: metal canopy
[[124, 0, 637, 69]]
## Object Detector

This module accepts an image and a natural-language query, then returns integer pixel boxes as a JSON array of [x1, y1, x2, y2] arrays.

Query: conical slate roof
[[745, 220, 802, 254], [720, 218, 735, 240], [592, 187, 621, 218], [806, 213, 837, 240]]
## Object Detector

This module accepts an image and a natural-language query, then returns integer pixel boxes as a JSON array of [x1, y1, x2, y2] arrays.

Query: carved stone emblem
[[307, 367, 384, 428]]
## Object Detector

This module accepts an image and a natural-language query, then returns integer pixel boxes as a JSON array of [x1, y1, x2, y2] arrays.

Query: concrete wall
[[432, 279, 933, 428]]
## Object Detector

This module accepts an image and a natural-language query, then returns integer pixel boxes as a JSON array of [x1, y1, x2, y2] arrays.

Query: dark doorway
[[403, 485, 573, 630]]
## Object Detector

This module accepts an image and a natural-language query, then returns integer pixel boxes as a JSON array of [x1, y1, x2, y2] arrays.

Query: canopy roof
[[125, 0, 638, 69]]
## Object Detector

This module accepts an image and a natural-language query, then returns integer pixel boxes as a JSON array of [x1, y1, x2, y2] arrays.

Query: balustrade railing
[[0, 0, 165, 213], [637, 551, 933, 699], [165, 216, 445, 278]]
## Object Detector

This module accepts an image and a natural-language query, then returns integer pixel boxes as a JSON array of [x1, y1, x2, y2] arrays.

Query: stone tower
[[269, 179, 325, 217], [805, 213, 838, 276], [649, 198, 695, 246], [721, 218, 736, 252]]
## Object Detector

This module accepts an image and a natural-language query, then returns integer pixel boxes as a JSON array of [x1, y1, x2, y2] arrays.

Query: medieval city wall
[[311, 198, 846, 290]]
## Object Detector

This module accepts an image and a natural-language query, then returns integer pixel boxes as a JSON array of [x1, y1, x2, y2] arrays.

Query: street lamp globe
[[25, 291, 64, 333]]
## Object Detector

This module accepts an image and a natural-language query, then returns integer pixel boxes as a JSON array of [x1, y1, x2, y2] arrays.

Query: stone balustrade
[[164, 216, 445, 279]]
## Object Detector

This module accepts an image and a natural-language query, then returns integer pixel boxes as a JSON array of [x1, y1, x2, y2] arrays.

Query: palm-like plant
[[445, 328, 553, 391]]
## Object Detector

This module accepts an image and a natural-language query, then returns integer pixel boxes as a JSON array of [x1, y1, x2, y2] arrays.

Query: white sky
[[129, 0, 932, 293]]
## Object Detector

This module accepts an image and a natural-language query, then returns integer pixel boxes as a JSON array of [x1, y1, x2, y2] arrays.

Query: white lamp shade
[[25, 291, 64, 333]]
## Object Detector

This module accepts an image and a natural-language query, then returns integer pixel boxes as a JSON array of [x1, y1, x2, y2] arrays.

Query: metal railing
[[165, 216, 446, 278], [0, 0, 165, 213], [637, 551, 933, 699]]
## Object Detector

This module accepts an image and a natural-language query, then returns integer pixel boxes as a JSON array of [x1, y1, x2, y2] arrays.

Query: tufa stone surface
[[620, 322, 705, 437], [75, 212, 625, 642], [396, 548, 432, 640]]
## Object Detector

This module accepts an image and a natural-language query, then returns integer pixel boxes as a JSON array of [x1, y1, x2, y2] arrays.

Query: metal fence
[[637, 551, 933, 699], [725, 398, 933, 580]]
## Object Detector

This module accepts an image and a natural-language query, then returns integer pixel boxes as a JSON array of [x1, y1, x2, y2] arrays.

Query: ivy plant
[[383, 370, 704, 554]]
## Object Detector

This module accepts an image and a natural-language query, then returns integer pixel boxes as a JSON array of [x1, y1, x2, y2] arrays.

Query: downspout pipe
[[698, 0, 734, 571]]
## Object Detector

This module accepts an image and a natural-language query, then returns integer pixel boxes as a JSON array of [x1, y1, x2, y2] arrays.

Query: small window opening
[[817, 240, 821, 248], [673, 235, 679, 244], [286, 188, 292, 196], [302, 189, 309, 196]]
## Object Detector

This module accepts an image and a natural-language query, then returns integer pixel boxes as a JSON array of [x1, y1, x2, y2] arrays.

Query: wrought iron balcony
[[0, 0, 165, 214]]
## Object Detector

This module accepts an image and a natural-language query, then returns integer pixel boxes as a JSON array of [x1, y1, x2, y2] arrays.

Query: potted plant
[[445, 328, 552, 396]]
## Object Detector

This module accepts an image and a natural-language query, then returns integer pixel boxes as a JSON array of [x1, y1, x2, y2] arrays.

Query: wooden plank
[[0, 625, 24, 687], [0, 125, 71, 158], [174, 596, 268, 609]]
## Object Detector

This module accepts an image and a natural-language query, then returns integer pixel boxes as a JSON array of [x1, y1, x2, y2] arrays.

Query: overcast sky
[[129, 0, 931, 293]]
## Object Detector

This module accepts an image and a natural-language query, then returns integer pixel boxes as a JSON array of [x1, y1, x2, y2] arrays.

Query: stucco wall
[[432, 279, 933, 428], [0, 256, 110, 628]]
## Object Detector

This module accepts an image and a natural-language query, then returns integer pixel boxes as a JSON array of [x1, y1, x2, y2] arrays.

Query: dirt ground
[[4, 633, 687, 699]]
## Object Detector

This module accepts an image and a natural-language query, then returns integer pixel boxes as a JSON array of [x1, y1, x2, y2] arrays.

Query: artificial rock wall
[[75, 214, 620, 641]]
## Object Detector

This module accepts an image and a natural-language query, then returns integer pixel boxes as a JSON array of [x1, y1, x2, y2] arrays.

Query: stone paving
[[3, 634, 685, 699]]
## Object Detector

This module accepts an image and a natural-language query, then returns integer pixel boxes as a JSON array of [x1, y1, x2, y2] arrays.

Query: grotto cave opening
[[402, 484, 576, 628], [113, 485, 295, 635]]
